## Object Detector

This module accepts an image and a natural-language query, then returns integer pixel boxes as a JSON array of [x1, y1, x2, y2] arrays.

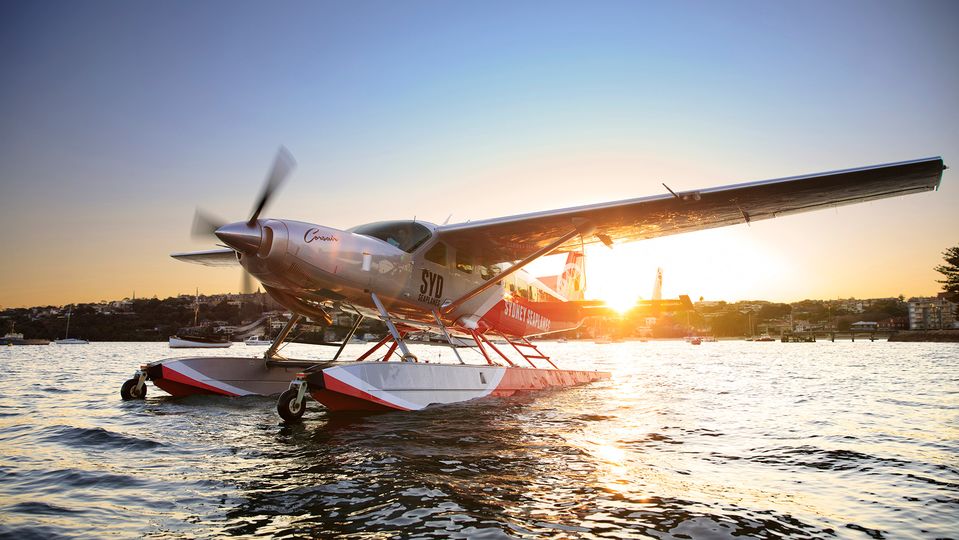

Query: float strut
[[293, 376, 308, 405], [334, 308, 364, 361], [134, 368, 147, 394], [370, 292, 416, 362], [432, 309, 464, 364], [265, 314, 302, 359]]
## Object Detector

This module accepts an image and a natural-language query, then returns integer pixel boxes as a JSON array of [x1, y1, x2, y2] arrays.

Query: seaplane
[[119, 148, 945, 422]]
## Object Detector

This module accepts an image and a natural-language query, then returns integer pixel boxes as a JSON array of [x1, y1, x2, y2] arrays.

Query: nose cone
[[215, 221, 261, 253]]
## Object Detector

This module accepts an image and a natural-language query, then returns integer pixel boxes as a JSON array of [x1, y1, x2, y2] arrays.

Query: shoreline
[[888, 329, 959, 342]]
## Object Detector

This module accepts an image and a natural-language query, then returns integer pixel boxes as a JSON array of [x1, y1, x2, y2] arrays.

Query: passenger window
[[425, 242, 446, 266], [456, 251, 473, 274]]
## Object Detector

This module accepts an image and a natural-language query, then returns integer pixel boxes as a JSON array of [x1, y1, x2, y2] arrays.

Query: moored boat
[[169, 335, 233, 348], [169, 289, 231, 348], [1, 324, 50, 345], [54, 310, 88, 344], [244, 335, 273, 346]]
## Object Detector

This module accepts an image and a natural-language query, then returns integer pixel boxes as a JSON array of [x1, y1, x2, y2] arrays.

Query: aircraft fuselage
[[217, 218, 582, 338]]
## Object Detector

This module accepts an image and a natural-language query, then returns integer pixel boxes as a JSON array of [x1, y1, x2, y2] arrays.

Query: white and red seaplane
[[119, 150, 945, 421]]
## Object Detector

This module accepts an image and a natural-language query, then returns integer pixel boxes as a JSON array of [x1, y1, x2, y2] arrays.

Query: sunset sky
[[1, 1, 957, 309]]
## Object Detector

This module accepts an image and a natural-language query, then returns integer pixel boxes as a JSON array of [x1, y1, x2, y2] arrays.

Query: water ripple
[[37, 425, 166, 451], [0, 341, 956, 538]]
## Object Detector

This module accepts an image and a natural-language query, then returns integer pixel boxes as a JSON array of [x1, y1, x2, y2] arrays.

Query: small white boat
[[244, 336, 273, 346], [169, 335, 232, 348], [54, 310, 88, 344]]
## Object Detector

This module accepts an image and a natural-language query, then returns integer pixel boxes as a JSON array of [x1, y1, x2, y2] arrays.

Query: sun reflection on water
[[0, 341, 956, 538]]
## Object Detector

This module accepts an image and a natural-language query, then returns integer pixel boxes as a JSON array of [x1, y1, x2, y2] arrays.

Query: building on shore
[[907, 294, 957, 330], [850, 321, 879, 331]]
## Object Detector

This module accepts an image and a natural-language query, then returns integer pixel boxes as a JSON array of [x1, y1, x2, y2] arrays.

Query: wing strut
[[441, 219, 596, 316]]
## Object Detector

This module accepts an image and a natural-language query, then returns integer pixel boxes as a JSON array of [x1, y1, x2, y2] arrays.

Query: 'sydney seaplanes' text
[[503, 300, 551, 332]]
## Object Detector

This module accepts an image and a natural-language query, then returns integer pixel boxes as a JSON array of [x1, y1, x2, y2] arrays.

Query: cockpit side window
[[349, 221, 432, 253], [425, 242, 447, 266]]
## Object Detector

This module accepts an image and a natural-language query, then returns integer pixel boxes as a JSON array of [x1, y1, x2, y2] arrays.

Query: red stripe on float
[[309, 389, 398, 412], [161, 365, 239, 397], [318, 372, 411, 411]]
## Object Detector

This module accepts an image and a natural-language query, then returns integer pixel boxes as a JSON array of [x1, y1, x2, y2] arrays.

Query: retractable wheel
[[277, 387, 305, 422], [120, 378, 147, 400]]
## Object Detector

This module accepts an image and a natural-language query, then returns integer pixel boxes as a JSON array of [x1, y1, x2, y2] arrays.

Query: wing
[[435, 157, 945, 265], [170, 248, 239, 267]]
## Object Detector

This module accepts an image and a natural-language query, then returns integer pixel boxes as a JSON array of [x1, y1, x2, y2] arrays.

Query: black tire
[[277, 388, 306, 422], [120, 378, 146, 400]]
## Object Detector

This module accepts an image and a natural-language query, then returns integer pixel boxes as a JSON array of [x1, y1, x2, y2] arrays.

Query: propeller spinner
[[191, 146, 296, 294]]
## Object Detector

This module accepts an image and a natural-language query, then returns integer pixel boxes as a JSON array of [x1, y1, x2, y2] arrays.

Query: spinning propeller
[[192, 147, 296, 294]]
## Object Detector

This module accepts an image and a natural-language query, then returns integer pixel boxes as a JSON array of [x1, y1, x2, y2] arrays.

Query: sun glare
[[580, 228, 795, 306], [604, 294, 639, 314]]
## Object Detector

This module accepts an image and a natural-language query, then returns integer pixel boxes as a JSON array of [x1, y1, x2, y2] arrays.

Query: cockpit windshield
[[349, 221, 432, 253]]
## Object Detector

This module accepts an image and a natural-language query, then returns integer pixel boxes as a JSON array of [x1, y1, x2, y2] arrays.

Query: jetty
[[779, 330, 890, 342]]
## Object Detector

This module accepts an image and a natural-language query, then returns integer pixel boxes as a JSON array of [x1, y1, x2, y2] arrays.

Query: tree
[[709, 311, 748, 337], [935, 244, 959, 300]]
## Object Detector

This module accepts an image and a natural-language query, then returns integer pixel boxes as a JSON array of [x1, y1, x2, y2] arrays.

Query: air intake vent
[[258, 226, 274, 258]]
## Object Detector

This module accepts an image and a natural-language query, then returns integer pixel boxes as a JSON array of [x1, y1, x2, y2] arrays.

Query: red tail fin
[[556, 252, 585, 301]]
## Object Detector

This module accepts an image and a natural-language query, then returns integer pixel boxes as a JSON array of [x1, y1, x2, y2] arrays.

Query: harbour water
[[0, 341, 956, 539]]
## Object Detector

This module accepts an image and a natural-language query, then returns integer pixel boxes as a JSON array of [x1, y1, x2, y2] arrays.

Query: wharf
[[780, 330, 890, 342]]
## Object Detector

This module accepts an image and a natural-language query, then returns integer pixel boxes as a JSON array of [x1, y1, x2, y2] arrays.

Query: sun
[[603, 294, 639, 314], [580, 228, 795, 307]]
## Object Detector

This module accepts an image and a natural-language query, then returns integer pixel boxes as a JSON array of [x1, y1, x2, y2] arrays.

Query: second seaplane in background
[[119, 148, 945, 422]]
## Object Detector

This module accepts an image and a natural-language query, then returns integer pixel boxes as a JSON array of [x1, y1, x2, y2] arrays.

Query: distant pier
[[780, 330, 890, 342]]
